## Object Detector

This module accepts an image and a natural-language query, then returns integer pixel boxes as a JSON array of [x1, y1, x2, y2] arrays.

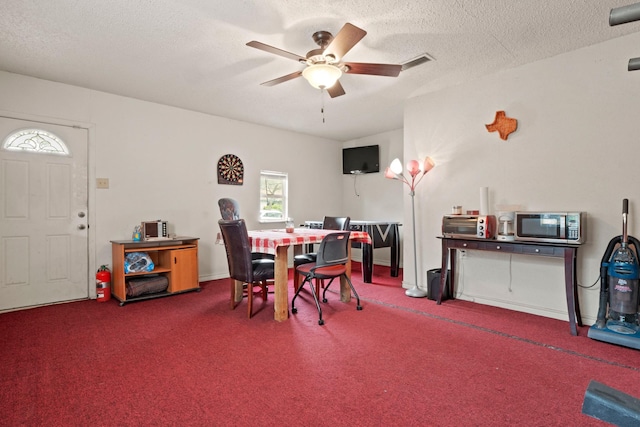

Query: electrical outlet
[[96, 178, 109, 189], [459, 250, 467, 258]]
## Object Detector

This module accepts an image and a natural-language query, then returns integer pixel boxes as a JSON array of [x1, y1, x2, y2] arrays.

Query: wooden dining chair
[[292, 231, 362, 325], [293, 216, 350, 294], [218, 219, 275, 318]]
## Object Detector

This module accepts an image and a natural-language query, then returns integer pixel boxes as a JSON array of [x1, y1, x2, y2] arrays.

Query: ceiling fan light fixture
[[302, 63, 342, 89]]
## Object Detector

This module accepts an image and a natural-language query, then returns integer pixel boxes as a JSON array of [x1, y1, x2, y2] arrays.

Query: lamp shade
[[406, 160, 420, 176], [422, 157, 435, 173], [384, 167, 397, 179], [389, 158, 403, 174], [302, 64, 342, 89]]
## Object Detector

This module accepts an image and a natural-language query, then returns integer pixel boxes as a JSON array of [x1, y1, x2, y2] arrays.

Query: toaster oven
[[442, 215, 497, 239]]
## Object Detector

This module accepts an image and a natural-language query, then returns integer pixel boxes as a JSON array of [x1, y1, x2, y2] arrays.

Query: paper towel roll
[[480, 187, 489, 215]]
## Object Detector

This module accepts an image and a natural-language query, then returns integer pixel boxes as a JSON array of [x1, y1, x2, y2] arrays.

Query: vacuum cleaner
[[588, 199, 640, 349]]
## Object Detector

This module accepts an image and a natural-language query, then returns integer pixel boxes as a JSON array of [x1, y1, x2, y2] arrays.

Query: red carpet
[[1, 263, 639, 426]]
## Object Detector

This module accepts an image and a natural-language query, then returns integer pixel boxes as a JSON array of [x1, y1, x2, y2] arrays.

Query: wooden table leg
[[340, 244, 353, 302], [274, 245, 289, 321]]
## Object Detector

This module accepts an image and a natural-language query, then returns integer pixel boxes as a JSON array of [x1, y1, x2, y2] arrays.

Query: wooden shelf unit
[[110, 237, 200, 306]]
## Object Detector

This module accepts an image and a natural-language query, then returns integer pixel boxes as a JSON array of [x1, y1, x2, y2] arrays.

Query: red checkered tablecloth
[[247, 228, 371, 254]]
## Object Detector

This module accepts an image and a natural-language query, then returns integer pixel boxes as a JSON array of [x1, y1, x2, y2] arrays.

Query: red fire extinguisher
[[96, 265, 111, 302]]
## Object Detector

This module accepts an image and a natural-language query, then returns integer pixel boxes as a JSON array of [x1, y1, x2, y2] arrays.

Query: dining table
[[227, 227, 372, 321]]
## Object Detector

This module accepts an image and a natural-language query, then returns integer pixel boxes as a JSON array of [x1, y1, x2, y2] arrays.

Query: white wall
[[342, 129, 404, 266], [405, 31, 640, 323], [0, 70, 343, 283]]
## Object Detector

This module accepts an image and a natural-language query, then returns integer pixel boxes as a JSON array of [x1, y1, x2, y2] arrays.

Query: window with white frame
[[259, 170, 288, 222]]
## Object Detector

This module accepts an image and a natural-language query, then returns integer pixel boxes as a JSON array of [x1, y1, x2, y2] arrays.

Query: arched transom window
[[2, 128, 70, 155]]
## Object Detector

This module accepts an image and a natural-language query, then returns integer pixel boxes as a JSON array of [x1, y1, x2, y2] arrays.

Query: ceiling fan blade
[[344, 62, 402, 77], [260, 70, 303, 87], [246, 41, 306, 63], [327, 80, 346, 98], [323, 23, 366, 61]]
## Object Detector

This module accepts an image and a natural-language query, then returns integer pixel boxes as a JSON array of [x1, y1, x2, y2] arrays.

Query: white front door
[[0, 117, 89, 311]]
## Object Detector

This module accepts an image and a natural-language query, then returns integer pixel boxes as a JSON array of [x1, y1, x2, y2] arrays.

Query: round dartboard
[[217, 154, 244, 185]]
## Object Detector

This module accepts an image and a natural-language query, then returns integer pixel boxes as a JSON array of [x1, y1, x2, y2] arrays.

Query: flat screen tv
[[342, 145, 380, 175]]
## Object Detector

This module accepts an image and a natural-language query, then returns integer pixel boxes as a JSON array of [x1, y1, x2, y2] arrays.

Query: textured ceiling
[[2, 1, 640, 141]]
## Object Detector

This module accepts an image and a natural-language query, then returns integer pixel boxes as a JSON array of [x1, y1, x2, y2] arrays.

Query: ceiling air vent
[[400, 53, 434, 72]]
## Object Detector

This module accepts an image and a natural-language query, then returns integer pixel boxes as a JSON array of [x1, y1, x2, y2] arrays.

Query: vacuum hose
[[596, 236, 622, 328]]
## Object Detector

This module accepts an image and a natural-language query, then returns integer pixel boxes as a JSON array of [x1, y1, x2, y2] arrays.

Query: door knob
[[78, 212, 86, 218], [78, 224, 86, 230]]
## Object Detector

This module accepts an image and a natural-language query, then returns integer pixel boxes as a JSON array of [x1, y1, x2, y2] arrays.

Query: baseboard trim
[[457, 292, 571, 322]]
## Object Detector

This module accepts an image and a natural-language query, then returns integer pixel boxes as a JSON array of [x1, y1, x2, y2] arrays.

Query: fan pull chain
[[320, 87, 326, 123]]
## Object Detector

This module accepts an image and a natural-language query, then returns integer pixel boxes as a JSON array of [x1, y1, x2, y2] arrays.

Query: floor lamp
[[385, 157, 435, 298]]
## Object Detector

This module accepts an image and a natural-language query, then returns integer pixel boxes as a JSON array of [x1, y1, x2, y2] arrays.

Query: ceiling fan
[[246, 23, 402, 98]]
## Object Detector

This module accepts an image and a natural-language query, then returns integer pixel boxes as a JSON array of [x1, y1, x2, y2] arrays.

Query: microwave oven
[[514, 212, 585, 244], [442, 215, 497, 239], [142, 220, 170, 240]]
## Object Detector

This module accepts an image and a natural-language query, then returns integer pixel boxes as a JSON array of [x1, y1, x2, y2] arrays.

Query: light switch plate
[[96, 178, 109, 189]]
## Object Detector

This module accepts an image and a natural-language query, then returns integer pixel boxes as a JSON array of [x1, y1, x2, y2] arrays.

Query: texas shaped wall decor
[[485, 111, 518, 140]]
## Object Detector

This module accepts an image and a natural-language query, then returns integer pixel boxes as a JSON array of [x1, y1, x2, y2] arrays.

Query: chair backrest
[[218, 219, 254, 283], [218, 198, 240, 220], [322, 216, 350, 231], [315, 231, 351, 267]]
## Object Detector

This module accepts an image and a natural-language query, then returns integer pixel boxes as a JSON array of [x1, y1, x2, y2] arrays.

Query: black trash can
[[426, 268, 450, 301]]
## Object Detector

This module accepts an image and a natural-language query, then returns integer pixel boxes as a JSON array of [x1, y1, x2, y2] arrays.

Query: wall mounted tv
[[342, 145, 380, 175]]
